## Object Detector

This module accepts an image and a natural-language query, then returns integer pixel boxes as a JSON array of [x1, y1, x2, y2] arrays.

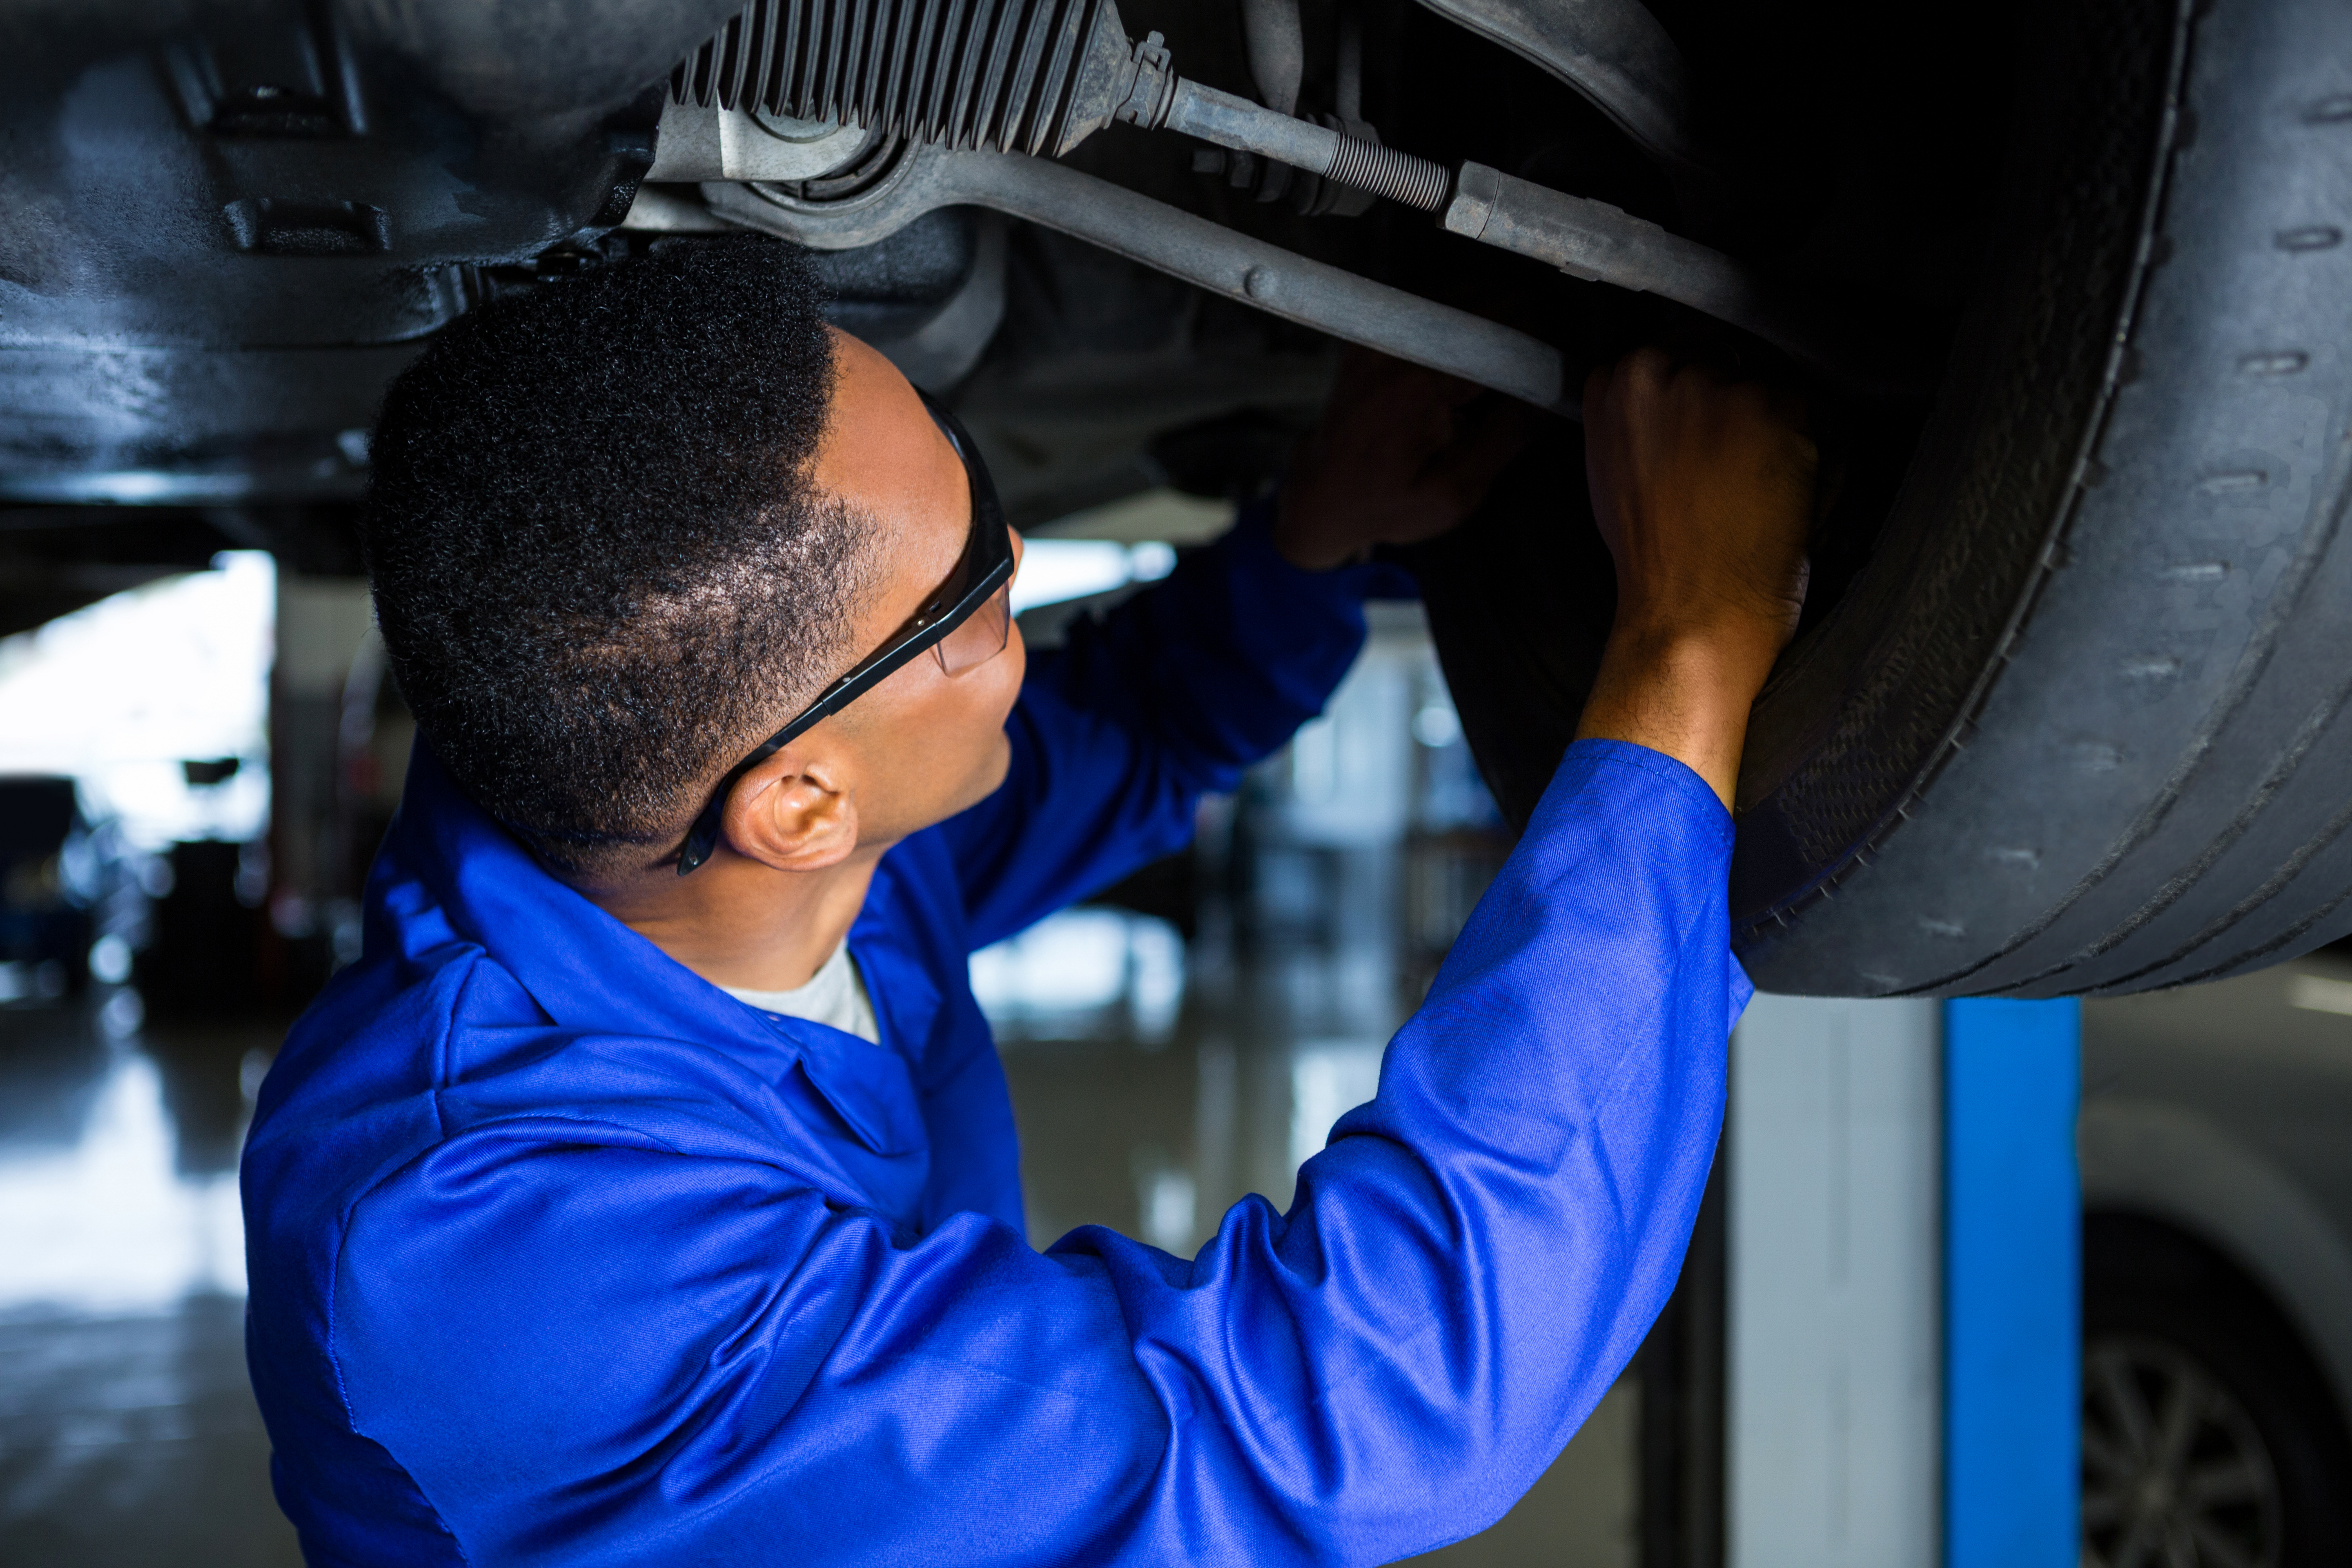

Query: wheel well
[[2084, 1208, 2352, 1448]]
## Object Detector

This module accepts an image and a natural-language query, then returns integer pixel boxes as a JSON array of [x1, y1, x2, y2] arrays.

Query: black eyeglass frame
[[674, 392, 1014, 875]]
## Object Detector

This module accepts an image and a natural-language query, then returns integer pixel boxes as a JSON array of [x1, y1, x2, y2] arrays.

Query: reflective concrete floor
[[0, 1004, 297, 1567]]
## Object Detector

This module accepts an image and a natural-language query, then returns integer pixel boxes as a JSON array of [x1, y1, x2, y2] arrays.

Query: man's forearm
[[1058, 498, 1376, 784], [1572, 624, 1780, 809]]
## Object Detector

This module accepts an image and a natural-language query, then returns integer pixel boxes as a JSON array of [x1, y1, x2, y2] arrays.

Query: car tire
[[2084, 1214, 2352, 1568], [1411, 0, 2352, 996]]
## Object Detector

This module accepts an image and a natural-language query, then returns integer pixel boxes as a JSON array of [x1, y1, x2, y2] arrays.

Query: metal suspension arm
[[699, 147, 1575, 416], [1131, 80, 1909, 394]]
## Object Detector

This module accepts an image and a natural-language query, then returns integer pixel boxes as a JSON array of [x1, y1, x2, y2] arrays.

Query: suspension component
[[667, 0, 1913, 393], [1152, 80, 1452, 212], [1240, 0, 1303, 118], [670, 0, 1136, 158], [668, 0, 1445, 209], [1408, 0, 1710, 172], [699, 145, 1576, 415]]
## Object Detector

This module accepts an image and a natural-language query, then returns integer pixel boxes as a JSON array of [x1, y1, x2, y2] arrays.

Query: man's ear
[[719, 742, 859, 872]]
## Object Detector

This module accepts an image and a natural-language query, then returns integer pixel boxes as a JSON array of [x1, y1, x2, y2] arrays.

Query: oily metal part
[[646, 94, 876, 181], [699, 148, 1574, 414]]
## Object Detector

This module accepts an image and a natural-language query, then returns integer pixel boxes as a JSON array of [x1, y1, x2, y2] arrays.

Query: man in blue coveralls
[[243, 237, 1815, 1566]]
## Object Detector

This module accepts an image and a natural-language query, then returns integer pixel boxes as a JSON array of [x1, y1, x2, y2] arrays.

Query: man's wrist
[[1572, 624, 1777, 807]]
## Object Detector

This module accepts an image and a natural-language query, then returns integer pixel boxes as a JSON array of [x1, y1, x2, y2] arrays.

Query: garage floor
[[0, 1007, 290, 1567]]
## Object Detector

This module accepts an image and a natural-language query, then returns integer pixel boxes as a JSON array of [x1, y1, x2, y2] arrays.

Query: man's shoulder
[[245, 928, 874, 1241], [244, 941, 514, 1240]]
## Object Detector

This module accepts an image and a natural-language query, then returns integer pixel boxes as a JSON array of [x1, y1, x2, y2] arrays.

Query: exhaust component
[[699, 145, 1574, 415]]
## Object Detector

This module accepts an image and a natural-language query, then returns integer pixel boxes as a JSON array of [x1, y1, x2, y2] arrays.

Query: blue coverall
[[242, 506, 1749, 1566]]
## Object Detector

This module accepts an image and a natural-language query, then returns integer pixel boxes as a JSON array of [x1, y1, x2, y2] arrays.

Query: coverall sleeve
[[331, 741, 1741, 1568], [938, 500, 1393, 950]]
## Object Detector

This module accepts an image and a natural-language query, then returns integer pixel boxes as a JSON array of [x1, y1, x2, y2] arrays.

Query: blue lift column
[[1944, 998, 2081, 1568]]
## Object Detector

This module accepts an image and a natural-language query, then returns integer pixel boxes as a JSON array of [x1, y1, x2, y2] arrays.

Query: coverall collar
[[390, 740, 929, 1157]]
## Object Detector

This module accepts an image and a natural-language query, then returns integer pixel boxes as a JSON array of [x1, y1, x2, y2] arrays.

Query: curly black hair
[[365, 237, 874, 877]]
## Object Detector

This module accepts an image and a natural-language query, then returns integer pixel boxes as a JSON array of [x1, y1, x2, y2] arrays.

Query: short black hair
[[366, 237, 872, 877]]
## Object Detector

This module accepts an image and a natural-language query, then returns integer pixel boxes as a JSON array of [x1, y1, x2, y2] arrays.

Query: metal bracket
[[644, 94, 872, 182]]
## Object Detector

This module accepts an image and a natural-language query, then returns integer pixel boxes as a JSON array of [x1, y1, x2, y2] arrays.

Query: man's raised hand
[[1573, 348, 1818, 807], [1273, 349, 1530, 572]]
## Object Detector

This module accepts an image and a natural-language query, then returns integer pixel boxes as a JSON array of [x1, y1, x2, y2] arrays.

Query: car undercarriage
[[7, 0, 2351, 998]]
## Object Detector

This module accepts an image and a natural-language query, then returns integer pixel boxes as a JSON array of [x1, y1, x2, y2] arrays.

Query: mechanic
[[242, 237, 1814, 1566]]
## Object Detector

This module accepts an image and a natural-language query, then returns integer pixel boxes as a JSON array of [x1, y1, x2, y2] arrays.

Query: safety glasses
[[674, 391, 1016, 875]]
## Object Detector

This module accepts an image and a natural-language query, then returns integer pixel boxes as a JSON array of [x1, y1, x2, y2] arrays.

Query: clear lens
[[931, 579, 1013, 676]]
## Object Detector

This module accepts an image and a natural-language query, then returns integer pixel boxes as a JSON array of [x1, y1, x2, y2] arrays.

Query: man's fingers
[[1759, 380, 1814, 441], [1581, 360, 1615, 425], [1280, 349, 1550, 566]]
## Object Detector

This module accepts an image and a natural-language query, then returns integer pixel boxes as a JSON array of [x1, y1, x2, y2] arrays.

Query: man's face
[[807, 331, 1026, 850]]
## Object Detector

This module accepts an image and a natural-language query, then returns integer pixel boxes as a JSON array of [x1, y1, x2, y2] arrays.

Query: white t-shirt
[[718, 942, 880, 1045]]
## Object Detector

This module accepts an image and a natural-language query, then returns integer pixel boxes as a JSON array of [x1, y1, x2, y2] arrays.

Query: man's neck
[[586, 849, 883, 994]]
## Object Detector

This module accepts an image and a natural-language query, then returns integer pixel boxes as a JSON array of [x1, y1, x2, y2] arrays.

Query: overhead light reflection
[[0, 551, 274, 851], [1010, 540, 1177, 616], [969, 906, 1187, 1042], [0, 1048, 245, 1312]]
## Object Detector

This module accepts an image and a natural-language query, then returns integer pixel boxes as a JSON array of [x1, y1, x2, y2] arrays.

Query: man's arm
[[937, 354, 1525, 950]]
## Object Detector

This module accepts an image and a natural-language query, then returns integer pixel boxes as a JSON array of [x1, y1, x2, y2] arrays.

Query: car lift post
[[1724, 994, 2080, 1566], [1944, 998, 2081, 1568]]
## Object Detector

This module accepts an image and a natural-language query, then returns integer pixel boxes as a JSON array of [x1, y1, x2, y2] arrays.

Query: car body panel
[[2081, 956, 2352, 1427]]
